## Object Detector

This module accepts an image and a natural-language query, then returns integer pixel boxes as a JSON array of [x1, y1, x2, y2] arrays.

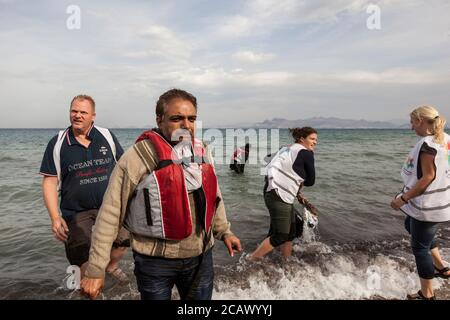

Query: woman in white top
[[391, 105, 450, 300], [250, 127, 317, 260]]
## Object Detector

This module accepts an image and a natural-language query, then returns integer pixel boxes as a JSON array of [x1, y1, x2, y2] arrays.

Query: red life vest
[[128, 130, 218, 240]]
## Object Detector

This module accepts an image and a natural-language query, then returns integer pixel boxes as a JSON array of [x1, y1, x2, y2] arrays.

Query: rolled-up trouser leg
[[405, 216, 439, 279]]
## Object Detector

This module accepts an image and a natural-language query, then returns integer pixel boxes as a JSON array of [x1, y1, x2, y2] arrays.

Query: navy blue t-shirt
[[39, 126, 124, 217]]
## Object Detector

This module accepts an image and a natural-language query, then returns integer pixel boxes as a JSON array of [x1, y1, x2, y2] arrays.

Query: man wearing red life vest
[[81, 89, 242, 300]]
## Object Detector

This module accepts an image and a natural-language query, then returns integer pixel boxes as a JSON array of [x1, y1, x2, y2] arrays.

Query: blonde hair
[[410, 105, 446, 146]]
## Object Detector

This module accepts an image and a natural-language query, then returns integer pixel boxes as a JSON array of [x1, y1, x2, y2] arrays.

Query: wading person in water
[[81, 89, 242, 300], [40, 94, 129, 282], [230, 143, 250, 174], [250, 127, 317, 260]]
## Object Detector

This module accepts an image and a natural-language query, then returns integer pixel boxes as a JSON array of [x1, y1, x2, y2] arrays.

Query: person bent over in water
[[250, 127, 317, 260], [81, 89, 242, 300], [39, 94, 130, 282], [230, 143, 250, 174]]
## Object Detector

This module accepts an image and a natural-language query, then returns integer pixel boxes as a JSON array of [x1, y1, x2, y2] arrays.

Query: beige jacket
[[85, 139, 234, 279]]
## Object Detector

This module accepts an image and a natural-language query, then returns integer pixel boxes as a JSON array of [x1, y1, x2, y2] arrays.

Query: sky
[[0, 0, 449, 128]]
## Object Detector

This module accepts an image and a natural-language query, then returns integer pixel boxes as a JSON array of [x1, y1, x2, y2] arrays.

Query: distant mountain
[[253, 117, 407, 129]]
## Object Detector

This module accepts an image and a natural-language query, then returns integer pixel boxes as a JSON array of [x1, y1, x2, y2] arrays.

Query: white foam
[[213, 242, 446, 300]]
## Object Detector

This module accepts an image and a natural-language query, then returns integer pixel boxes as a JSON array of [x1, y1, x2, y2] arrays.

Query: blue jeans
[[133, 249, 214, 300], [404, 216, 439, 279]]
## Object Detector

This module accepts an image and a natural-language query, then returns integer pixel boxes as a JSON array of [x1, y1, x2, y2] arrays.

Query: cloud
[[167, 63, 445, 90], [129, 25, 192, 61], [155, 66, 446, 91], [217, 15, 256, 37], [232, 50, 275, 63], [0, 0, 449, 127], [328, 68, 448, 85], [160, 67, 295, 88], [217, 0, 368, 37], [248, 0, 365, 22]]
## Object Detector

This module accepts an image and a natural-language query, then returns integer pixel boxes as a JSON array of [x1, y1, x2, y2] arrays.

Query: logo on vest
[[447, 142, 450, 165], [99, 146, 109, 155], [402, 156, 414, 175]]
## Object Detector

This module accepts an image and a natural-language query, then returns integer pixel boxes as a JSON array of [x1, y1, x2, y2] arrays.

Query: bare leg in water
[[414, 248, 449, 298], [250, 239, 293, 260], [250, 238, 274, 260], [279, 241, 293, 258], [431, 247, 450, 276]]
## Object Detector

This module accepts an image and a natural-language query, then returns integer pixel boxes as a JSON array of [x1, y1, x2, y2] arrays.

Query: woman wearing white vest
[[391, 105, 450, 300], [250, 127, 317, 260]]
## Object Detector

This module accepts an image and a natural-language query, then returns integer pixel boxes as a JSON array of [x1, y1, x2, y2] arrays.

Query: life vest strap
[[143, 188, 153, 226], [154, 159, 174, 171]]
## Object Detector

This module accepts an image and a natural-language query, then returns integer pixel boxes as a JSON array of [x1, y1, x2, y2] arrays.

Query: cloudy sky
[[0, 0, 449, 128]]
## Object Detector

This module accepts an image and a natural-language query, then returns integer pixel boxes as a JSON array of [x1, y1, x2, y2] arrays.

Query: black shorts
[[63, 209, 130, 267]]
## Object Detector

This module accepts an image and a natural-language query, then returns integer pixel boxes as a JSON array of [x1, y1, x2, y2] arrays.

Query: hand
[[223, 235, 242, 257], [80, 277, 104, 300], [304, 201, 319, 217], [297, 193, 319, 217], [390, 196, 405, 210], [51, 216, 69, 242]]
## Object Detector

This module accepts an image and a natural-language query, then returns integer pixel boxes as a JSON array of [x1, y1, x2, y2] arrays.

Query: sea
[[1, 128, 449, 300]]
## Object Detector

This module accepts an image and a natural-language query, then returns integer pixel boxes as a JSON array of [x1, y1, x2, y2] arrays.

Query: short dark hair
[[70, 94, 95, 110], [156, 89, 197, 117], [290, 127, 317, 142]]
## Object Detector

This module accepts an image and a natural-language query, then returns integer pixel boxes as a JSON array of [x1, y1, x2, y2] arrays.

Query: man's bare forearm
[[42, 176, 60, 220]]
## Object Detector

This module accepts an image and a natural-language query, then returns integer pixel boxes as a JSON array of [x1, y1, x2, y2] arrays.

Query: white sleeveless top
[[266, 143, 306, 204], [399, 133, 450, 222]]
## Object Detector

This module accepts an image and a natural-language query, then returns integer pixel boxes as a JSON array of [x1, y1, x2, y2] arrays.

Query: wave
[[2, 239, 449, 300], [4, 189, 40, 203], [0, 156, 24, 163], [213, 240, 450, 300]]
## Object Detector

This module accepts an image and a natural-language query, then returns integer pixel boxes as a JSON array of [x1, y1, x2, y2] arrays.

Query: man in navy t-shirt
[[40, 94, 129, 282]]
